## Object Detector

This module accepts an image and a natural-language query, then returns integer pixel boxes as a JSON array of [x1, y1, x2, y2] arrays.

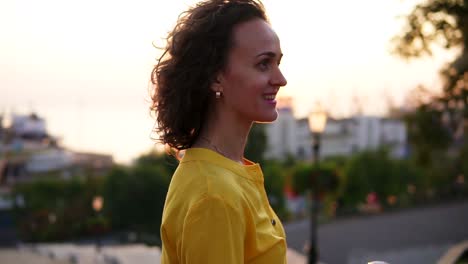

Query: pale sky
[[1, 0, 457, 163]]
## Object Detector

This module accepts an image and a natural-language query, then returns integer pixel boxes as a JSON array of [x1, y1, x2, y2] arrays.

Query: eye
[[257, 59, 270, 71]]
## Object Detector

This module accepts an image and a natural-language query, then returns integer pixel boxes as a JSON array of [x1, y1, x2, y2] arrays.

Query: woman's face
[[216, 18, 287, 124]]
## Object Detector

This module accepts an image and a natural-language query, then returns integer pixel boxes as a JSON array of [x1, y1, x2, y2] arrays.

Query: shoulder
[[166, 158, 247, 210], [186, 194, 242, 222]]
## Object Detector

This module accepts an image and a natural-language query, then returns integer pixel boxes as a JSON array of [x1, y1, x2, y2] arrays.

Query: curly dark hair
[[150, 0, 267, 151]]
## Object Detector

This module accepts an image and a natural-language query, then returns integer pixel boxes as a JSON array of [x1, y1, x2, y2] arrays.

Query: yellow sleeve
[[180, 195, 245, 264]]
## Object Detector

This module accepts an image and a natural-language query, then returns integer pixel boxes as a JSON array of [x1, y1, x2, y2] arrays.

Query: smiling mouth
[[264, 94, 276, 100]]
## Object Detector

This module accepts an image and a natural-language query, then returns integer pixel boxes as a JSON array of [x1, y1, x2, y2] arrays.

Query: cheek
[[230, 78, 264, 103], [223, 68, 267, 103]]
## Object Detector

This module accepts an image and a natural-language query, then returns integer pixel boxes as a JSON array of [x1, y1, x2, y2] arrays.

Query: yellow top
[[160, 148, 287, 264]]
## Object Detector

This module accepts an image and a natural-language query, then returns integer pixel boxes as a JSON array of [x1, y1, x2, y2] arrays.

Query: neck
[[193, 107, 252, 164]]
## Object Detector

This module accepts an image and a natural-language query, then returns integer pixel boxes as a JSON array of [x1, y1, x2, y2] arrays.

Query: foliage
[[291, 162, 341, 198], [393, 0, 468, 124], [392, 0, 468, 203], [12, 151, 174, 244], [323, 155, 350, 168], [13, 177, 103, 241], [459, 142, 468, 176], [405, 104, 452, 165], [393, 0, 468, 173], [245, 123, 268, 163], [341, 149, 425, 208], [134, 151, 178, 176], [262, 160, 287, 220], [392, 0, 466, 58], [103, 153, 172, 245]]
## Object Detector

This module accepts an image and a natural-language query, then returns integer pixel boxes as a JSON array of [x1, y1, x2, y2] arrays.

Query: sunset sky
[[1, 0, 457, 163]]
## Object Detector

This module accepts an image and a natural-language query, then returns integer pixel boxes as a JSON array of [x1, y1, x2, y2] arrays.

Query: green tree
[[103, 154, 171, 246], [392, 0, 467, 59], [341, 149, 424, 208], [291, 162, 340, 198], [393, 0, 468, 198], [405, 104, 452, 166], [392, 0, 468, 162], [245, 123, 268, 163], [262, 161, 287, 220], [13, 177, 102, 241], [102, 166, 132, 230], [134, 151, 178, 176], [290, 162, 342, 218]]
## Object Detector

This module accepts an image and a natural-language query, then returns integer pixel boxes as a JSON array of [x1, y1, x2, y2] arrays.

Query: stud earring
[[215, 91, 222, 99]]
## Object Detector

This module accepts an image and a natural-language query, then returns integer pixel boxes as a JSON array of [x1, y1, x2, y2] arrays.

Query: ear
[[210, 72, 225, 92]]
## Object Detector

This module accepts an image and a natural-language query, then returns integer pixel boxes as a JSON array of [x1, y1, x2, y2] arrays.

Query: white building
[[265, 107, 299, 159], [10, 113, 47, 138], [0, 112, 113, 186], [265, 106, 408, 160]]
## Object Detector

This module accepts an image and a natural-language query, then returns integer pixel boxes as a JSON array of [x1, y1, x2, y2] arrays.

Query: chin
[[256, 111, 278, 123]]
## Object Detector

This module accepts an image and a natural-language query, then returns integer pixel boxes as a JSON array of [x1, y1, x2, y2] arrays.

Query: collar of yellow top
[[181, 148, 264, 182]]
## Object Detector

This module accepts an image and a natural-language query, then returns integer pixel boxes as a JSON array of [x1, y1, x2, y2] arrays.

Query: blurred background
[[1, 0, 467, 263]]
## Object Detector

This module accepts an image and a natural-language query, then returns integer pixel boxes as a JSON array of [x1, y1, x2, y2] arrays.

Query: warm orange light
[[387, 195, 397, 206], [457, 174, 465, 185], [308, 103, 327, 133], [92, 196, 104, 212]]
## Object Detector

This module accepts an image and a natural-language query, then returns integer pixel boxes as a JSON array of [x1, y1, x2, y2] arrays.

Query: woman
[[150, 0, 288, 263]]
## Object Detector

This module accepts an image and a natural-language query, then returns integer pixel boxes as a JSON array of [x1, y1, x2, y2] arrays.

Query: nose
[[272, 67, 287, 87]]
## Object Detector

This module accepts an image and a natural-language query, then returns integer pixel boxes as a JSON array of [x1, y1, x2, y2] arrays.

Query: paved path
[[2, 244, 307, 264], [284, 200, 468, 264], [0, 249, 69, 264], [347, 243, 454, 264], [4, 201, 466, 264]]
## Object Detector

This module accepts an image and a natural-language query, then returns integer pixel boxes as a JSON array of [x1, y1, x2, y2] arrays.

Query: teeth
[[264, 95, 275, 100]]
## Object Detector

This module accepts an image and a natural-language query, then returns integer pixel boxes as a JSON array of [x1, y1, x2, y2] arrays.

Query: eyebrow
[[256, 51, 283, 59]]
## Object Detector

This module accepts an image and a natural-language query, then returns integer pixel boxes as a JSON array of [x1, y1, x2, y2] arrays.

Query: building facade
[[265, 106, 408, 161], [0, 112, 113, 187]]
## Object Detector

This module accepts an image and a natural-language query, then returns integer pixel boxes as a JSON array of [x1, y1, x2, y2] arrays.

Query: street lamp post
[[307, 104, 327, 264], [92, 196, 104, 253]]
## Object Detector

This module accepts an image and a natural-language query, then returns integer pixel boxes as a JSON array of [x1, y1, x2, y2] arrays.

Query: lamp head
[[308, 103, 327, 133]]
